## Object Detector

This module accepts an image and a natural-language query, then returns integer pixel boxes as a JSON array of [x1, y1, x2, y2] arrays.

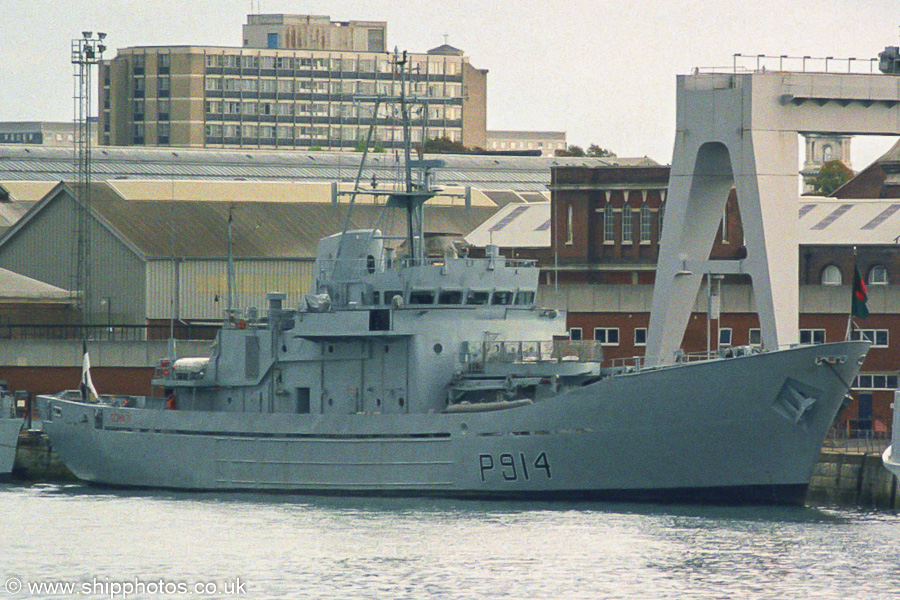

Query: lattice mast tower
[[71, 32, 106, 325]]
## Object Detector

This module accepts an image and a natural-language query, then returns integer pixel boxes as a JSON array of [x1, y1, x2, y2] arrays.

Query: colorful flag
[[80, 340, 99, 402], [851, 265, 869, 319]]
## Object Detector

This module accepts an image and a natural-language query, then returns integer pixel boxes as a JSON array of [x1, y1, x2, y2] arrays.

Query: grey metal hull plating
[[43, 341, 867, 504]]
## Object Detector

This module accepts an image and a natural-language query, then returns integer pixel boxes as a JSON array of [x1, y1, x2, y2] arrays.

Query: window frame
[[800, 328, 827, 345], [593, 327, 620, 346], [718, 327, 733, 347]]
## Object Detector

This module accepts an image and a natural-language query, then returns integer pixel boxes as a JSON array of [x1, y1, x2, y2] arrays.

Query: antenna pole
[[227, 206, 236, 314]]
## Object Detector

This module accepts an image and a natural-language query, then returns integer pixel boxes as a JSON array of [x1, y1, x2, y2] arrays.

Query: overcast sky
[[2, 0, 898, 166]]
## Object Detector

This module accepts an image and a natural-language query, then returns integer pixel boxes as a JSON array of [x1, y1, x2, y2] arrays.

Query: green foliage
[[586, 144, 616, 158], [556, 143, 617, 158], [812, 160, 854, 196], [425, 136, 468, 153], [308, 145, 323, 151]]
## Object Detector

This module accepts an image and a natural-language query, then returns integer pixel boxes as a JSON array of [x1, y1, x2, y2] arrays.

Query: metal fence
[[823, 426, 892, 455]]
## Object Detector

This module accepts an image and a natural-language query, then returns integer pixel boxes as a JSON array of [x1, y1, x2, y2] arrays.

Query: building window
[[821, 265, 842, 286], [565, 204, 573, 245], [854, 373, 899, 390], [603, 202, 615, 244], [658, 201, 665, 238], [569, 327, 583, 341], [158, 53, 170, 68], [800, 329, 826, 345], [634, 328, 647, 346], [622, 206, 633, 243], [718, 327, 733, 346], [157, 122, 169, 143], [640, 203, 652, 243], [869, 265, 888, 285], [594, 327, 619, 346], [851, 329, 889, 348], [749, 328, 761, 346]]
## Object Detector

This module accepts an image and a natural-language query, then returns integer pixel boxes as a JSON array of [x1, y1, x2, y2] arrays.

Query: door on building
[[857, 392, 873, 433]]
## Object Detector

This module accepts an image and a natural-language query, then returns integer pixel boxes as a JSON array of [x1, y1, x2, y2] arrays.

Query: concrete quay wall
[[806, 450, 899, 509]]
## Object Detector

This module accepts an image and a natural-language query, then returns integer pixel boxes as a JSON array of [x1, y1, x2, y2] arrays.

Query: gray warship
[[41, 57, 870, 504]]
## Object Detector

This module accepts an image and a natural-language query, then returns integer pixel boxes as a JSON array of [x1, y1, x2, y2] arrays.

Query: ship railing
[[462, 339, 602, 372], [319, 255, 537, 279]]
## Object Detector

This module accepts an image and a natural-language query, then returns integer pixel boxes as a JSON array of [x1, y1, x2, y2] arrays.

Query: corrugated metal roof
[[82, 182, 497, 259], [0, 145, 658, 192]]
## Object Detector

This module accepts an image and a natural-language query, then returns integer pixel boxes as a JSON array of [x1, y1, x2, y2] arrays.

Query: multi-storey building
[[98, 15, 487, 151], [242, 14, 387, 52], [486, 131, 567, 156]]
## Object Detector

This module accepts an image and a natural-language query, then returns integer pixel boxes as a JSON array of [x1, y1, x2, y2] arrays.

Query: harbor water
[[1, 483, 898, 600]]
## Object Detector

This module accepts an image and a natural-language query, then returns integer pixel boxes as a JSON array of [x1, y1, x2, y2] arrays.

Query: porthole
[[376, 398, 382, 407], [328, 345, 334, 353], [398, 397, 405, 407], [434, 343, 443, 354], [328, 398, 334, 406]]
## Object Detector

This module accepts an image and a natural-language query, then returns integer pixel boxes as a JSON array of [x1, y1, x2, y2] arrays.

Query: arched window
[[565, 204, 573, 245], [823, 145, 833, 162], [603, 202, 615, 243], [640, 203, 652, 243], [869, 265, 888, 285], [822, 265, 842, 286]]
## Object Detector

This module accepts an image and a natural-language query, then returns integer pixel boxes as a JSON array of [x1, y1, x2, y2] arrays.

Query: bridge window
[[385, 291, 403, 305], [438, 290, 463, 304], [466, 290, 489, 305], [409, 290, 435, 305], [491, 291, 513, 305], [514, 291, 535, 306]]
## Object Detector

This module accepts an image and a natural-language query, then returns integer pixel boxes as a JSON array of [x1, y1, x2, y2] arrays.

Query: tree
[[586, 144, 616, 158], [812, 160, 854, 196], [556, 143, 617, 157], [555, 145, 584, 157], [424, 136, 468, 153]]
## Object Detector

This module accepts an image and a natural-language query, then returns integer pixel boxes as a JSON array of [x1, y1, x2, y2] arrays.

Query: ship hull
[[42, 341, 867, 504]]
